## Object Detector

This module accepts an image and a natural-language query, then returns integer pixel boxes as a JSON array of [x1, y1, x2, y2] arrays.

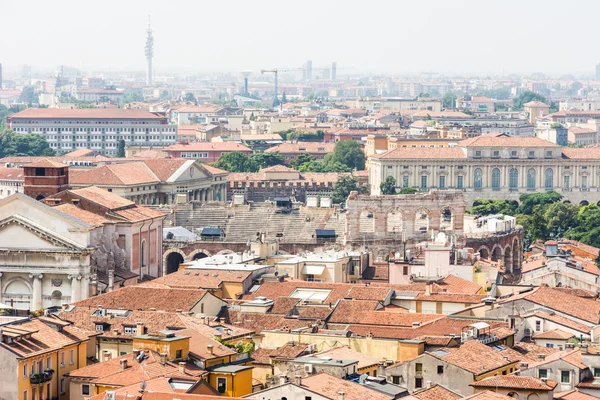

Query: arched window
[[492, 168, 501, 190], [140, 240, 146, 267], [544, 168, 554, 190], [474, 168, 483, 189], [509, 168, 518, 190], [527, 168, 536, 190]]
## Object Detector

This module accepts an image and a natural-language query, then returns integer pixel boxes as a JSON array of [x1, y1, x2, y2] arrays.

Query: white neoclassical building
[[0, 193, 95, 311], [370, 133, 600, 205]]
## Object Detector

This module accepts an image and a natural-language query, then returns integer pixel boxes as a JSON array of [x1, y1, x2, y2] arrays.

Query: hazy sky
[[2, 0, 599, 76]]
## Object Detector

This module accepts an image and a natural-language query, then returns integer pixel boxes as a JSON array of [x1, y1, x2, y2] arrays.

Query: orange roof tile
[[69, 186, 134, 209], [301, 372, 391, 400], [555, 390, 599, 400], [24, 158, 69, 168], [0, 167, 24, 181], [371, 147, 467, 160], [532, 328, 575, 340], [163, 142, 251, 152], [413, 384, 461, 400], [523, 286, 600, 324], [471, 375, 557, 390], [429, 340, 518, 375]]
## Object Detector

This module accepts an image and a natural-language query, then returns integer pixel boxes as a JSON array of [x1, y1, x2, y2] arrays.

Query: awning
[[315, 229, 336, 238], [301, 265, 325, 275], [201, 227, 223, 237]]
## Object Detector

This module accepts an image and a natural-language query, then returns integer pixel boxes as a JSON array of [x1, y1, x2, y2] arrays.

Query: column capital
[[29, 273, 43, 280]]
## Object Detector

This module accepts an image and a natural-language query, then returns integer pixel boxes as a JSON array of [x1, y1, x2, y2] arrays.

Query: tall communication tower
[[145, 17, 154, 86]]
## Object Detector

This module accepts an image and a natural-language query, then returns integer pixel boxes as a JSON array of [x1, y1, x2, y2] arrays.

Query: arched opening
[[527, 168, 536, 190], [193, 252, 208, 260], [580, 200, 590, 206], [509, 168, 518, 190], [3, 279, 32, 310], [36, 195, 45, 201], [513, 240, 521, 272], [507, 393, 520, 399], [544, 168, 554, 190], [491, 246, 503, 263], [166, 252, 184, 274], [564, 200, 571, 204], [474, 168, 483, 189], [359, 209, 375, 233], [386, 209, 403, 233], [504, 246, 513, 273], [440, 207, 453, 231], [527, 394, 539, 400], [596, 201, 600, 207], [479, 247, 490, 260], [414, 209, 429, 233], [492, 168, 501, 190], [511, 200, 519, 208], [51, 290, 62, 307]]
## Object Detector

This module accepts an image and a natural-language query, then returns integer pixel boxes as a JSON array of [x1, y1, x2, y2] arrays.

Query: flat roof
[[289, 356, 358, 367]]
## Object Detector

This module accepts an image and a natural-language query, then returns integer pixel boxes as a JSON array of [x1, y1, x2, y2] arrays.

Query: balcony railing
[[30, 370, 53, 385]]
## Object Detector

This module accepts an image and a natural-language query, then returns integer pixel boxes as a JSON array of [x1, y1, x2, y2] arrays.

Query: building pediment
[[169, 161, 212, 183], [0, 215, 90, 252]]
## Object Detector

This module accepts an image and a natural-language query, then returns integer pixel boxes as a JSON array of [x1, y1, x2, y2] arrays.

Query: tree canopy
[[211, 152, 258, 172], [332, 140, 365, 170], [251, 152, 284, 169], [513, 91, 548, 111], [0, 131, 55, 157], [117, 139, 126, 158], [332, 175, 366, 206], [380, 176, 397, 195], [443, 93, 456, 109]]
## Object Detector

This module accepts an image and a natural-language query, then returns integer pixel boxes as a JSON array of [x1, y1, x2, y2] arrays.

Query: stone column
[[30, 273, 43, 311], [80, 275, 90, 300], [70, 274, 82, 303]]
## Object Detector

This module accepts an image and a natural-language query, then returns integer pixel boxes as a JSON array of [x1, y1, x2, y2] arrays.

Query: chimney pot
[[178, 362, 186, 374], [294, 375, 302, 386], [338, 391, 345, 400], [120, 359, 127, 371], [207, 344, 214, 355], [279, 375, 287, 386], [159, 352, 167, 365]]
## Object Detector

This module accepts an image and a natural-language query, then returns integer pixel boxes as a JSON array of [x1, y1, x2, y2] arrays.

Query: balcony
[[30, 370, 53, 385]]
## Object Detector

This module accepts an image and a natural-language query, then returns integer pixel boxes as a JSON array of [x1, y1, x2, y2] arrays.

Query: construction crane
[[261, 67, 304, 106]]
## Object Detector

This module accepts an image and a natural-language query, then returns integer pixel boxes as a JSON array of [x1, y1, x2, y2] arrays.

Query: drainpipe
[[138, 219, 149, 279], [147, 218, 155, 278]]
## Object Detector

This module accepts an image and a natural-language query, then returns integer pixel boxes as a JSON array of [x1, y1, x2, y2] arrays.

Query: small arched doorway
[[580, 200, 590, 206], [504, 246, 513, 273], [166, 252, 184, 274], [193, 252, 208, 260], [51, 290, 62, 307], [479, 247, 490, 260], [491, 246, 503, 263]]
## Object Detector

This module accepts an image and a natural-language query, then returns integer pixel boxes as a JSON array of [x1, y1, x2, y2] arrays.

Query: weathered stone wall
[[227, 182, 334, 203]]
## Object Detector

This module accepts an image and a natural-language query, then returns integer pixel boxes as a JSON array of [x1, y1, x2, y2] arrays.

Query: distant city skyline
[[2, 0, 600, 77]]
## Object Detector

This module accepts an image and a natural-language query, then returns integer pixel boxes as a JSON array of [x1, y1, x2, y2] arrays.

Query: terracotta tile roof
[[429, 340, 518, 375], [0, 167, 24, 181], [471, 375, 557, 390], [177, 328, 236, 360], [163, 142, 251, 152], [511, 341, 560, 362], [532, 328, 575, 340], [371, 147, 467, 160], [415, 292, 486, 304], [264, 142, 335, 154], [562, 148, 600, 159], [524, 101, 549, 107], [69, 162, 160, 185], [329, 300, 442, 326], [54, 203, 114, 226], [11, 108, 163, 119], [252, 341, 310, 364], [24, 158, 69, 168], [314, 345, 380, 369], [68, 186, 134, 209], [269, 297, 301, 315], [459, 132, 558, 147], [0, 318, 96, 358], [463, 392, 515, 400], [200, 163, 228, 175], [111, 204, 166, 223], [296, 306, 335, 320], [219, 309, 310, 332], [523, 286, 600, 324], [346, 286, 393, 301], [301, 372, 391, 400], [65, 148, 98, 157], [177, 105, 223, 113], [73, 286, 211, 312], [555, 390, 599, 400], [438, 275, 482, 294], [525, 348, 587, 370], [530, 311, 592, 334], [413, 384, 461, 400], [147, 268, 252, 291]]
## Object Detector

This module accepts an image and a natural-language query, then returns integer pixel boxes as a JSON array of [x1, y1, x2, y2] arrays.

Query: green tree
[[281, 92, 288, 104], [513, 91, 548, 111], [272, 96, 281, 108], [543, 202, 579, 239], [380, 176, 397, 195], [211, 152, 258, 172], [565, 205, 600, 248], [470, 199, 518, 216], [517, 191, 561, 215], [331, 140, 365, 170], [0, 131, 55, 157], [249, 112, 256, 121], [123, 92, 144, 103], [116, 139, 126, 158], [443, 93, 456, 108], [19, 87, 37, 105], [185, 93, 197, 103], [250, 152, 284, 168], [290, 153, 316, 169], [332, 175, 365, 206], [398, 187, 418, 195]]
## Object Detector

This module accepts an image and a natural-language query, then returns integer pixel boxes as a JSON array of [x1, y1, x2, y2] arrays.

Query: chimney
[[132, 350, 140, 360], [338, 391, 345, 400], [214, 333, 222, 342], [108, 269, 114, 292], [537, 353, 545, 361], [378, 362, 386, 377], [219, 317, 225, 324], [425, 282, 432, 296], [159, 352, 167, 365], [279, 375, 287, 386], [178, 362, 186, 374], [136, 322, 145, 337], [204, 316, 210, 325], [71, 198, 80, 205], [120, 359, 128, 371], [207, 345, 214, 355], [294, 375, 302, 386]]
